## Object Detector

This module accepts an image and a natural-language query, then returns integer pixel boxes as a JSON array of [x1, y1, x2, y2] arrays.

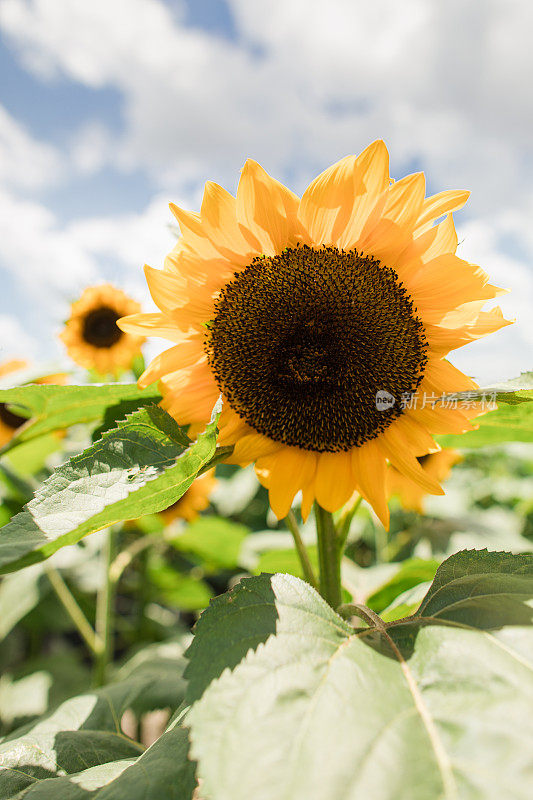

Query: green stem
[[314, 504, 342, 610], [337, 496, 363, 550], [45, 565, 101, 655], [285, 510, 318, 590], [108, 533, 159, 584], [93, 528, 117, 687]]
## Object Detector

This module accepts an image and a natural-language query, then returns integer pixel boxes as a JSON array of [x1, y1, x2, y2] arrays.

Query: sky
[[0, 0, 532, 385]]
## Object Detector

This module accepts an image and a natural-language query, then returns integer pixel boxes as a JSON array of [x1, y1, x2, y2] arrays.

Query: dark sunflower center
[[0, 403, 27, 431], [82, 307, 122, 348], [207, 244, 428, 452]]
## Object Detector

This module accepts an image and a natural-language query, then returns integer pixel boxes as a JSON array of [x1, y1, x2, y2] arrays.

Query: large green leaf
[[437, 371, 533, 448], [0, 384, 161, 450], [184, 572, 279, 705], [0, 402, 225, 575], [0, 639, 190, 798], [186, 549, 533, 800]]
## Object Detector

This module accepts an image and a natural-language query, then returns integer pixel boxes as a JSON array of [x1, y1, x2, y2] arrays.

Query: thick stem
[[93, 528, 117, 687], [314, 504, 342, 610], [285, 510, 318, 590]]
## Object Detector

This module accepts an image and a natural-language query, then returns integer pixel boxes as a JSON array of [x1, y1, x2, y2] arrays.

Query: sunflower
[[160, 470, 217, 524], [387, 449, 462, 514], [60, 284, 145, 375], [0, 360, 67, 447], [119, 141, 511, 528]]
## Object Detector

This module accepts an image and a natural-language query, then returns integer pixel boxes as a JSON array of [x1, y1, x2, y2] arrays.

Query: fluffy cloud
[[0, 0, 531, 379], [0, 186, 177, 360], [2, 0, 533, 209], [0, 104, 63, 190], [0, 313, 40, 362]]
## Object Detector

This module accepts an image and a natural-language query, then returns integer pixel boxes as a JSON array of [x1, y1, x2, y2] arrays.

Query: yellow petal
[[236, 159, 301, 255], [169, 202, 231, 262], [144, 265, 187, 314], [300, 477, 316, 522], [118, 313, 187, 343], [421, 357, 478, 396], [395, 214, 458, 283], [263, 448, 317, 519], [338, 140, 391, 248], [381, 172, 426, 228], [299, 140, 390, 248], [358, 173, 426, 263], [414, 189, 470, 232], [351, 440, 390, 528], [379, 418, 443, 495], [410, 405, 474, 435], [226, 432, 282, 466], [160, 365, 219, 424], [314, 450, 355, 512], [406, 256, 500, 322], [201, 181, 261, 263], [138, 341, 206, 388]]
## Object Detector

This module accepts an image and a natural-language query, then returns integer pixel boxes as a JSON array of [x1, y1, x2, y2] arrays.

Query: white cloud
[[0, 104, 63, 190], [0, 0, 532, 379], [2, 0, 533, 211], [0, 185, 179, 360], [0, 313, 40, 362]]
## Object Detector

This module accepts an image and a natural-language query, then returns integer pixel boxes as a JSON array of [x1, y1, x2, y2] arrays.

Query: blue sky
[[0, 0, 532, 384]]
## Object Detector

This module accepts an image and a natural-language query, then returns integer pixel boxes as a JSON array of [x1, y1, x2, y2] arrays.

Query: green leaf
[[147, 558, 213, 611], [0, 403, 223, 575], [184, 572, 281, 704], [0, 384, 161, 450], [0, 564, 49, 640], [3, 434, 64, 477], [170, 516, 250, 570], [0, 640, 191, 798], [187, 550, 533, 800], [255, 546, 319, 579], [2, 723, 196, 800], [413, 548, 533, 627], [437, 371, 533, 448]]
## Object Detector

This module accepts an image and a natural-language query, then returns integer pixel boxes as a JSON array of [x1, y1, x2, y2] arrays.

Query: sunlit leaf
[[187, 549, 533, 800], [0, 383, 161, 450], [0, 403, 224, 574]]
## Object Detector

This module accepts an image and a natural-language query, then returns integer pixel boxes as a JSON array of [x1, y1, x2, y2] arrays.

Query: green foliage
[[0, 383, 161, 450], [147, 556, 213, 611], [0, 564, 49, 640], [438, 372, 533, 448], [170, 516, 249, 571], [365, 557, 439, 612], [0, 371, 532, 799], [186, 550, 533, 800], [0, 404, 223, 574], [0, 640, 194, 799]]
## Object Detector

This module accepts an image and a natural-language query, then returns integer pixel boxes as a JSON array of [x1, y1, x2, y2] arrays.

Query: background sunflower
[[60, 284, 145, 375]]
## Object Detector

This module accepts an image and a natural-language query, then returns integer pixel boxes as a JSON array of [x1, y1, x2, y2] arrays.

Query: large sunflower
[[119, 141, 511, 527], [61, 284, 145, 375], [387, 449, 462, 514]]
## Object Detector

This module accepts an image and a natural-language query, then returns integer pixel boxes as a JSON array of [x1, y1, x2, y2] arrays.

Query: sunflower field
[[0, 143, 532, 800]]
